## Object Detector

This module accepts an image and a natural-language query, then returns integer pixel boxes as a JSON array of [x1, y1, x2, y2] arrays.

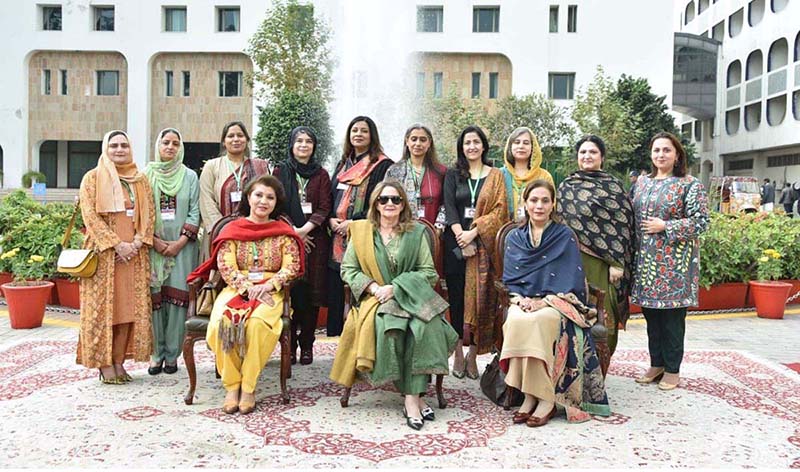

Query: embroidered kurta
[[76, 169, 155, 368], [384, 161, 446, 225], [631, 175, 709, 308], [199, 156, 270, 233]]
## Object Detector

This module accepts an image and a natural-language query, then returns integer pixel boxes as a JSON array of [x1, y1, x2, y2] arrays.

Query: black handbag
[[480, 351, 524, 407]]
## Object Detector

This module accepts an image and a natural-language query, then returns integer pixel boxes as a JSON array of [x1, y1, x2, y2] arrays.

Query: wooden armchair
[[340, 218, 448, 409], [492, 221, 611, 409], [183, 215, 293, 406]]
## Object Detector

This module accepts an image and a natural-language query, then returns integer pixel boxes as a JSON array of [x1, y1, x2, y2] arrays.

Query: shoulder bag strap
[[60, 199, 80, 249]]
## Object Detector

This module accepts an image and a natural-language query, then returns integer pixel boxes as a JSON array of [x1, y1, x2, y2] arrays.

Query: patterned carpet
[[0, 340, 799, 468]]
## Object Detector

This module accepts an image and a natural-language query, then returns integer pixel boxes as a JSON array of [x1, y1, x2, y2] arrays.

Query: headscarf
[[501, 127, 553, 214], [95, 130, 152, 238], [145, 128, 187, 287], [276, 126, 321, 226]]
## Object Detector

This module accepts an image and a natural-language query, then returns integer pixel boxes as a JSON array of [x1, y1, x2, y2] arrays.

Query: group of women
[[74, 116, 708, 431]]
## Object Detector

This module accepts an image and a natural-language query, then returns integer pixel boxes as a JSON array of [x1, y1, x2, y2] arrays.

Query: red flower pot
[[698, 282, 748, 310], [54, 278, 80, 309], [748, 280, 792, 319], [1, 281, 54, 329]]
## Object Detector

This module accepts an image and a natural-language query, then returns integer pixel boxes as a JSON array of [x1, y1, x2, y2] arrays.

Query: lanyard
[[296, 175, 309, 200], [407, 162, 425, 192], [120, 180, 135, 204], [225, 157, 245, 191], [250, 241, 260, 267], [467, 176, 481, 208]]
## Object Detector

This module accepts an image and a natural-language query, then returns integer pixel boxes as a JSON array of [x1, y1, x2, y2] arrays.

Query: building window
[[417, 6, 443, 32], [42, 69, 51, 95], [94, 6, 115, 31], [699, 0, 710, 13], [768, 154, 800, 167], [746, 50, 763, 80], [97, 70, 119, 96], [681, 122, 692, 138], [489, 72, 498, 99], [712, 21, 724, 42], [694, 121, 703, 141], [433, 72, 443, 98], [728, 158, 753, 170], [182, 71, 191, 96], [771, 0, 789, 12], [60, 69, 67, 95], [68, 141, 102, 188], [548, 73, 575, 99], [165, 71, 174, 97], [164, 7, 187, 32], [219, 71, 242, 97], [471, 72, 481, 98], [416, 72, 425, 98], [567, 5, 577, 33], [728, 8, 743, 38], [472, 7, 499, 33], [42, 6, 62, 30], [549, 5, 558, 33], [217, 7, 240, 32]]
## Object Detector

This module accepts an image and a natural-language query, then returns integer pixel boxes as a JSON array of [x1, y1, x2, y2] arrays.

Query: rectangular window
[[68, 141, 102, 188], [472, 6, 499, 33], [94, 6, 115, 31], [567, 5, 577, 32], [489, 72, 499, 99], [471, 72, 481, 98], [42, 6, 62, 30], [97, 70, 119, 96], [60, 69, 67, 95], [549, 5, 558, 33], [217, 7, 240, 32], [416, 72, 425, 98], [219, 71, 242, 97], [767, 154, 800, 167], [42, 69, 51, 95], [433, 72, 443, 98], [728, 159, 753, 170], [182, 71, 191, 96], [417, 6, 443, 32], [164, 7, 187, 32], [165, 71, 174, 97], [548, 73, 575, 99]]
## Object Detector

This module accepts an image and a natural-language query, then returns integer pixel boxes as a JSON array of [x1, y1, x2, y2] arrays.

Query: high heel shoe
[[403, 407, 424, 431], [465, 356, 480, 380], [526, 406, 557, 428], [148, 359, 164, 376], [635, 367, 665, 384], [163, 362, 178, 375], [98, 370, 122, 385], [420, 406, 435, 422], [239, 393, 256, 415], [658, 372, 680, 390]]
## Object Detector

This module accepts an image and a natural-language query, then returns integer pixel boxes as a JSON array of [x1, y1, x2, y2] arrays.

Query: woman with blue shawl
[[500, 180, 609, 427], [145, 128, 200, 375]]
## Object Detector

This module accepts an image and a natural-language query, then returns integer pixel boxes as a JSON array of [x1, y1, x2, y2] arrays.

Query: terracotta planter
[[54, 278, 80, 309], [0, 272, 13, 296], [698, 282, 748, 310], [317, 307, 328, 329], [745, 279, 800, 306], [1, 281, 54, 329], [748, 280, 792, 319]]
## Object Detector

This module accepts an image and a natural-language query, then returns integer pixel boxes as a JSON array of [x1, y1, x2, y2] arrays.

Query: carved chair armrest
[[494, 281, 511, 322], [281, 280, 295, 320]]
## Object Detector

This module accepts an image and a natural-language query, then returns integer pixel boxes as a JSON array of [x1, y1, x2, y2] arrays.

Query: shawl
[[501, 127, 553, 218], [556, 170, 634, 326], [502, 221, 587, 304], [276, 126, 322, 227], [384, 160, 446, 223], [146, 128, 188, 287], [218, 157, 271, 217], [95, 130, 153, 239]]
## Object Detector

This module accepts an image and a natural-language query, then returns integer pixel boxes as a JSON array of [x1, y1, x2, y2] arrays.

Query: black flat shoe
[[163, 363, 178, 375], [421, 406, 435, 422], [148, 360, 164, 376], [403, 407, 424, 431]]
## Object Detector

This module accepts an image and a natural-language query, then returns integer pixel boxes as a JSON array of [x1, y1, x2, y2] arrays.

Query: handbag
[[480, 350, 524, 407], [195, 281, 217, 316], [56, 200, 98, 278]]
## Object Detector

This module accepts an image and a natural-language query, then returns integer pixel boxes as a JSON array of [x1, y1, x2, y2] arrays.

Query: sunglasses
[[377, 195, 403, 205]]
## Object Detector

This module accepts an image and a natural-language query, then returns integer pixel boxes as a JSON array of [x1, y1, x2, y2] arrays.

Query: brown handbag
[[195, 281, 217, 316], [56, 200, 98, 278]]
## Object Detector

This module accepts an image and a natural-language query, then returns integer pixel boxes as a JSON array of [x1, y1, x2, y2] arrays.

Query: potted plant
[[748, 249, 792, 319], [0, 249, 53, 329]]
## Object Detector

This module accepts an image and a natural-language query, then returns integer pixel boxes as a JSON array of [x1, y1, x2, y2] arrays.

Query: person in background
[[628, 171, 639, 199], [779, 183, 795, 218], [499, 127, 553, 221], [761, 178, 775, 212], [146, 128, 200, 375]]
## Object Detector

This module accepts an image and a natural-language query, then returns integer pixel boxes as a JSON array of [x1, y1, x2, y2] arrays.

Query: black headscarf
[[277, 126, 322, 226]]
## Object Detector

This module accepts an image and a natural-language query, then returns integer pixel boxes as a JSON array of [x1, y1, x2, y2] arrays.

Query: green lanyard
[[407, 162, 425, 192], [120, 180, 135, 204], [296, 175, 309, 201], [225, 157, 244, 191], [250, 242, 260, 268], [467, 177, 481, 208]]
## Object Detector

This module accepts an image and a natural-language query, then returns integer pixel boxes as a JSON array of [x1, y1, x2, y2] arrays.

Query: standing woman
[[384, 124, 447, 225], [77, 130, 155, 384], [199, 121, 269, 234], [145, 128, 200, 375], [327, 116, 393, 336], [274, 126, 332, 365], [500, 127, 554, 221], [556, 135, 635, 355], [632, 132, 709, 391], [443, 126, 507, 379]]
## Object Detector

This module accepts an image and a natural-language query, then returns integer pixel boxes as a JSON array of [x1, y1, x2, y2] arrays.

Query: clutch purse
[[56, 200, 98, 278]]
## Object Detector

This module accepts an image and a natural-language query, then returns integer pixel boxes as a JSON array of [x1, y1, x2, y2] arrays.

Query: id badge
[[231, 191, 242, 203], [464, 207, 476, 219], [516, 206, 525, 220], [126, 208, 135, 218], [417, 207, 426, 218], [248, 271, 263, 282], [161, 209, 176, 221], [336, 182, 349, 191], [301, 202, 313, 214], [435, 207, 446, 225]]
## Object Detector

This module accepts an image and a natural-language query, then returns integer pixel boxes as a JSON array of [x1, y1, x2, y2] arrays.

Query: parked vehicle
[[708, 176, 761, 214]]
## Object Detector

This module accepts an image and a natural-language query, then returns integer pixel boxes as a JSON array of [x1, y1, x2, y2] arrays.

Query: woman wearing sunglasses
[[330, 181, 458, 431]]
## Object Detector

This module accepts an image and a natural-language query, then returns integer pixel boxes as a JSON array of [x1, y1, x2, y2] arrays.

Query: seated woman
[[501, 180, 610, 427], [187, 175, 305, 415], [329, 182, 458, 431]]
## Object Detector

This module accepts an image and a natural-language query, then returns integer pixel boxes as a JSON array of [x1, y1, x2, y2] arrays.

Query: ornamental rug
[[0, 340, 799, 469]]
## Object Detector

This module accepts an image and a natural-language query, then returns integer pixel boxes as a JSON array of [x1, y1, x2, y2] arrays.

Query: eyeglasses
[[377, 195, 403, 205]]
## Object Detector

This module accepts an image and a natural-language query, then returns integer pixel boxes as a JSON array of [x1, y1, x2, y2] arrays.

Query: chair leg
[[183, 334, 201, 405], [340, 387, 351, 407], [435, 374, 447, 409], [503, 385, 513, 411], [279, 328, 291, 404]]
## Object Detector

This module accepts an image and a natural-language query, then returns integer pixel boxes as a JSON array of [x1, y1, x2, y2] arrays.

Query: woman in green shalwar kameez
[[330, 182, 458, 431], [145, 128, 201, 375]]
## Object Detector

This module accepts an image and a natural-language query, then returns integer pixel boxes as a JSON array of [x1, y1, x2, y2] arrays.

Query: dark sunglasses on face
[[377, 195, 403, 205]]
